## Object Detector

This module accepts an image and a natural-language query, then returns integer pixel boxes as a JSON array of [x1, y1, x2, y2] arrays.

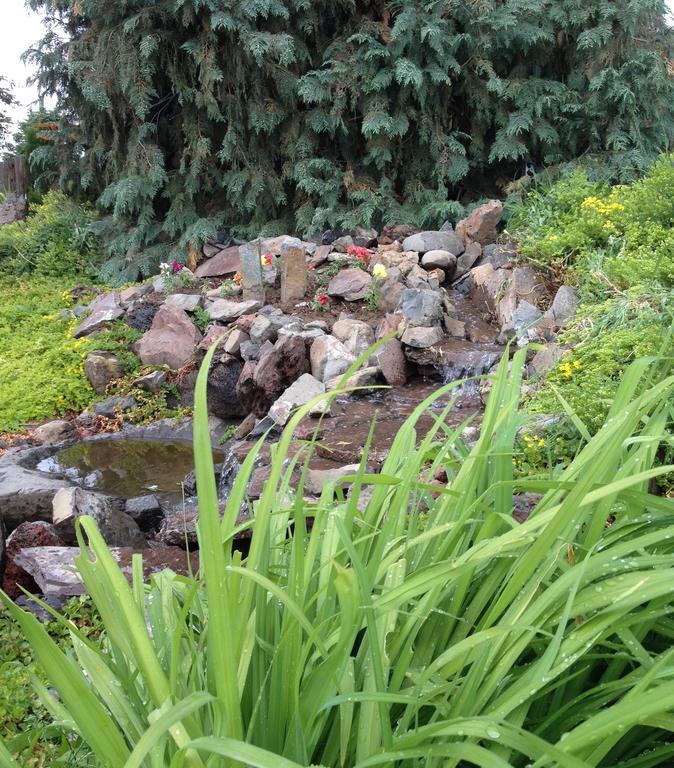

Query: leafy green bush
[[510, 156, 674, 298], [3, 345, 674, 766], [0, 192, 100, 279]]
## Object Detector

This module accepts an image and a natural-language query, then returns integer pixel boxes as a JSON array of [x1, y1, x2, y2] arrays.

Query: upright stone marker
[[240, 239, 266, 303], [280, 237, 308, 304]]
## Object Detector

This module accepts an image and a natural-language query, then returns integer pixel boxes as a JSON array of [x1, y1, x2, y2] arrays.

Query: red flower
[[317, 293, 329, 306], [263, 252, 272, 266], [172, 260, 185, 273], [307, 263, 315, 271]]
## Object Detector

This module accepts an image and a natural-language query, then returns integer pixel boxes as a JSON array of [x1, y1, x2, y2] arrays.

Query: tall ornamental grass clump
[[2, 345, 674, 767]]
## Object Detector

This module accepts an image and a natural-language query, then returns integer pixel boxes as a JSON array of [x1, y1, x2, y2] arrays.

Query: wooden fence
[[0, 156, 27, 197]]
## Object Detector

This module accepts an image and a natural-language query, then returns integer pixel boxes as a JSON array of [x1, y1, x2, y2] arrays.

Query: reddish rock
[[327, 268, 372, 301], [135, 305, 202, 370], [372, 339, 407, 386], [2, 521, 62, 599], [252, 336, 310, 415], [235, 314, 256, 333], [199, 325, 229, 351], [376, 314, 404, 340], [456, 200, 503, 246], [379, 224, 416, 246], [195, 245, 240, 278], [468, 264, 511, 315]]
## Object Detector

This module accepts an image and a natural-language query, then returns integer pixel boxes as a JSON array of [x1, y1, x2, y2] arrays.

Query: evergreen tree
[[0, 77, 17, 149], [26, 0, 674, 281]]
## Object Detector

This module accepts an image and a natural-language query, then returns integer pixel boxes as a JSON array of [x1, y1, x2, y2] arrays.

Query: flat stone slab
[[207, 299, 262, 322], [14, 546, 200, 596], [195, 246, 241, 278]]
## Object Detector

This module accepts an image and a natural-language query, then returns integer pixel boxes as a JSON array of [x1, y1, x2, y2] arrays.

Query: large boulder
[[84, 350, 125, 394], [455, 200, 503, 245], [397, 288, 444, 328], [327, 268, 372, 301], [331, 317, 375, 357], [421, 250, 457, 274], [52, 487, 145, 548], [195, 245, 240, 278], [402, 230, 464, 255], [372, 340, 407, 386], [135, 305, 202, 371], [207, 356, 246, 419], [236, 336, 310, 416], [310, 335, 356, 382]]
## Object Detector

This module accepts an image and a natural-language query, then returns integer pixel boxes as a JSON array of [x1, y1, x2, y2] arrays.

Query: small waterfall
[[217, 443, 242, 502]]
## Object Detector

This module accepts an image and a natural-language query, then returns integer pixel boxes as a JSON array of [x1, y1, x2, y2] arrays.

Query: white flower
[[372, 264, 388, 278], [159, 262, 170, 273]]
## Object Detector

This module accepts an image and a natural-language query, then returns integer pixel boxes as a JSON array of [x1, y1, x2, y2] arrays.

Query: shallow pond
[[36, 439, 223, 498]]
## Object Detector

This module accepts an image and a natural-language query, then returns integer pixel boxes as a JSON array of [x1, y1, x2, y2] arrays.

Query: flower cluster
[[159, 260, 185, 275], [580, 197, 626, 217], [523, 433, 545, 449], [233, 271, 243, 284], [260, 252, 273, 266], [559, 359, 581, 379], [347, 245, 371, 264], [312, 291, 330, 311], [372, 263, 387, 279]]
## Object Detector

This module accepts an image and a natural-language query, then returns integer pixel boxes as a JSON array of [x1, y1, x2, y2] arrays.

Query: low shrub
[[509, 156, 674, 299], [0, 192, 100, 279], [2, 346, 674, 766]]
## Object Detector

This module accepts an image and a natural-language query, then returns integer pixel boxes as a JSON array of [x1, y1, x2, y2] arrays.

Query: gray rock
[[206, 299, 262, 322], [354, 226, 378, 247], [164, 293, 201, 312], [132, 370, 167, 393], [72, 300, 125, 338], [248, 315, 275, 345], [402, 231, 464, 255], [33, 420, 75, 446], [529, 343, 564, 376], [397, 288, 443, 328], [93, 395, 137, 418], [444, 316, 466, 338], [240, 340, 261, 361], [511, 300, 544, 337], [469, 264, 511, 315], [13, 547, 86, 596], [478, 243, 516, 270], [305, 465, 361, 496], [125, 494, 162, 532], [332, 235, 354, 253], [401, 326, 445, 348], [0, 448, 71, 529], [454, 242, 482, 279], [277, 326, 325, 342], [268, 373, 326, 426], [52, 487, 145, 548], [84, 351, 124, 394], [223, 329, 250, 356], [421, 250, 457, 272], [310, 335, 356, 382], [551, 285, 579, 327], [327, 268, 372, 301], [512, 266, 547, 305], [331, 317, 375, 357], [326, 366, 380, 391]]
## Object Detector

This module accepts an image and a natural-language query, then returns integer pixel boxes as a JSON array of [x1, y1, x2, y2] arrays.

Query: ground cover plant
[[508, 156, 674, 480], [2, 342, 674, 766]]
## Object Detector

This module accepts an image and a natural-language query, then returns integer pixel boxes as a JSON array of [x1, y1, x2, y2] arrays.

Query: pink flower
[[172, 260, 185, 273]]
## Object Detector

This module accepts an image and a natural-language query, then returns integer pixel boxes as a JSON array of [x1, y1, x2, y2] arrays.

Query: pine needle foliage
[[25, 0, 674, 274]]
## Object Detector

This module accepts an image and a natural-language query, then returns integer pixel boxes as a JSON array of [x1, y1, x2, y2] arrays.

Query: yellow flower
[[573, 360, 581, 369], [372, 264, 388, 278]]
